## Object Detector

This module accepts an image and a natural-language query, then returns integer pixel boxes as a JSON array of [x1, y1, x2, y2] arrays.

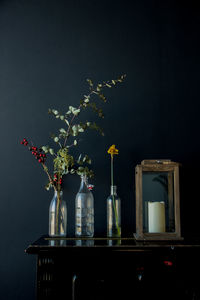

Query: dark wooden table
[[25, 236, 200, 300]]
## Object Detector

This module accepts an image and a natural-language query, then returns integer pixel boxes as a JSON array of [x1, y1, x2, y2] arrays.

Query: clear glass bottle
[[75, 175, 94, 237], [49, 190, 67, 237], [107, 185, 121, 237]]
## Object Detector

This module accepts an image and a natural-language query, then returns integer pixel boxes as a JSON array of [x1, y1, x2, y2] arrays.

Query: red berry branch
[[53, 173, 63, 185], [20, 138, 60, 191], [21, 138, 28, 146], [21, 138, 46, 164]]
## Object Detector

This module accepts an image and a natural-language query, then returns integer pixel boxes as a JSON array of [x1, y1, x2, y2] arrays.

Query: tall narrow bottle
[[75, 175, 94, 237], [49, 190, 67, 237], [107, 185, 121, 237]]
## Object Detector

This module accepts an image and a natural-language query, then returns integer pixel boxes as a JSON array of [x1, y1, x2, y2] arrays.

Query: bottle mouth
[[111, 185, 117, 194]]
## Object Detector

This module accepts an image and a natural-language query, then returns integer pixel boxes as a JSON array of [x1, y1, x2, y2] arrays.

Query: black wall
[[0, 0, 200, 299]]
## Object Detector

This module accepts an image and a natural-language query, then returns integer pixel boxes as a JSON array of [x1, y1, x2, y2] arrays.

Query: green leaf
[[77, 166, 84, 175], [45, 182, 52, 191], [106, 83, 112, 88], [73, 109, 80, 116], [69, 106, 77, 113], [65, 119, 69, 126], [49, 148, 54, 155], [84, 98, 90, 103], [52, 109, 59, 115], [72, 125, 78, 136], [60, 115, 64, 120], [87, 79, 93, 88], [83, 155, 87, 162], [74, 140, 77, 146], [96, 86, 101, 92], [78, 125, 84, 132], [41, 146, 49, 153], [54, 137, 59, 142], [59, 128, 66, 134]]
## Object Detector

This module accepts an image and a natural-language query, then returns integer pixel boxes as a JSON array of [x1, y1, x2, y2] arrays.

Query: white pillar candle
[[148, 201, 166, 233]]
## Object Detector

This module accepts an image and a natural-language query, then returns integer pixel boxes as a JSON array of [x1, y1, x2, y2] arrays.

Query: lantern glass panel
[[142, 171, 175, 233]]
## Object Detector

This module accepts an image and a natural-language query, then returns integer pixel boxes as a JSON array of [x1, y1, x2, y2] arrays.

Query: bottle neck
[[79, 175, 89, 192], [54, 190, 63, 199], [110, 185, 117, 196]]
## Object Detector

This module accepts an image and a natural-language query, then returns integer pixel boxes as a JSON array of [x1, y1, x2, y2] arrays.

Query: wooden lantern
[[134, 160, 183, 240]]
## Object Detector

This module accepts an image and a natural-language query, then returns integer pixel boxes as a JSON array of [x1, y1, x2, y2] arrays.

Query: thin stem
[[111, 156, 120, 236], [111, 155, 113, 186], [42, 163, 57, 191], [55, 189, 61, 235]]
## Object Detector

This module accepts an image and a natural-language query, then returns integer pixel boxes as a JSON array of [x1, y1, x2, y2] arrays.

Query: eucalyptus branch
[[63, 103, 82, 147], [62, 75, 126, 147], [21, 75, 126, 194], [63, 89, 96, 147]]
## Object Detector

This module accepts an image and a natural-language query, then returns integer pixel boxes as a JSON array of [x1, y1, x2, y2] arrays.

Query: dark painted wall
[[0, 0, 200, 299]]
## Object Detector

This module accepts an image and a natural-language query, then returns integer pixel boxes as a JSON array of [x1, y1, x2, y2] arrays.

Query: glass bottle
[[107, 185, 121, 237], [75, 175, 94, 237], [49, 190, 67, 237]]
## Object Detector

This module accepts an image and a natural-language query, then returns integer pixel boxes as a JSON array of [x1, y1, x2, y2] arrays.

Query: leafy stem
[[63, 103, 82, 147]]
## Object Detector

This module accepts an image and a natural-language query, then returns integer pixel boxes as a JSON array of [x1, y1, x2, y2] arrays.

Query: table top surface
[[25, 235, 200, 254]]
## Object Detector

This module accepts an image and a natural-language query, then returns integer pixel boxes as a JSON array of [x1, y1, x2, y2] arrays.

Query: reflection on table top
[[25, 235, 200, 254]]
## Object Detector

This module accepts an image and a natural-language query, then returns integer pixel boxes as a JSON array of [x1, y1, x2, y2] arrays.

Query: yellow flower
[[107, 145, 119, 156]]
